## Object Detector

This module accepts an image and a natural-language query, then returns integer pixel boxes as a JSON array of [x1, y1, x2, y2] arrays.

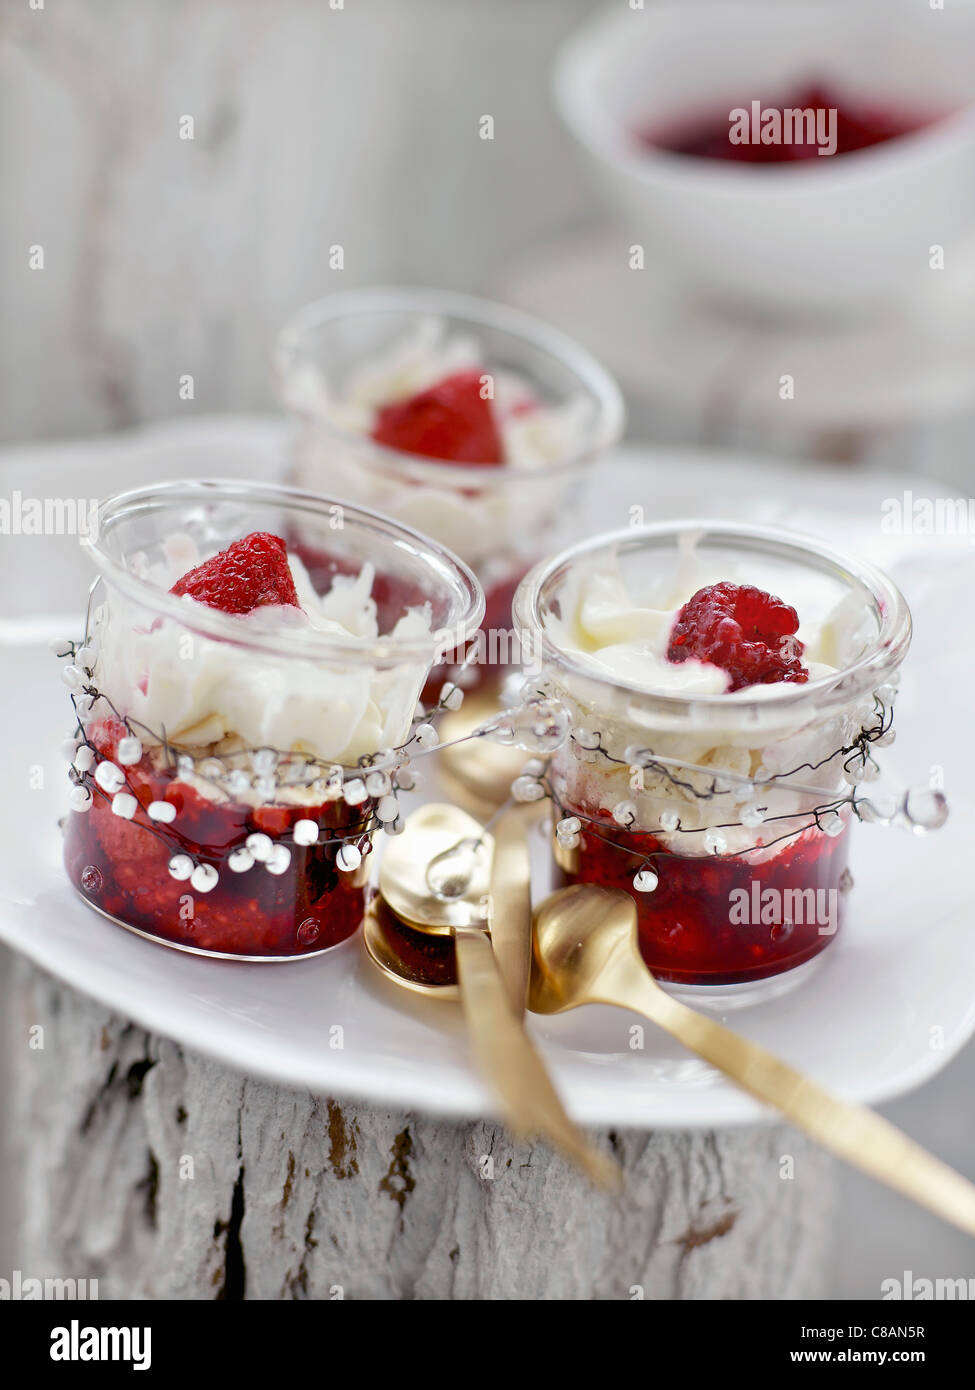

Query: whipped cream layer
[[92, 534, 432, 774], [288, 317, 591, 571], [540, 540, 879, 851]]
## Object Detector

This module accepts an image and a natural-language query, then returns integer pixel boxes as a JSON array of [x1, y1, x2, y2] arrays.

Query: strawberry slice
[[170, 532, 300, 615], [371, 369, 505, 464]]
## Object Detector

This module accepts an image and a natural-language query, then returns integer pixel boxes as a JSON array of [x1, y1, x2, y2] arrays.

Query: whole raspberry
[[170, 532, 300, 615], [667, 582, 808, 692], [372, 369, 505, 464]]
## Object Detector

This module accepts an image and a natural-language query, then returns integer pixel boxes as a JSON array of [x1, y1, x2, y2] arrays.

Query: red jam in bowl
[[642, 84, 935, 163]]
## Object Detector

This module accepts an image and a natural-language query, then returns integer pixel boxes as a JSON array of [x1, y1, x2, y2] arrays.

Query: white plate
[[1, 417, 973, 1127]]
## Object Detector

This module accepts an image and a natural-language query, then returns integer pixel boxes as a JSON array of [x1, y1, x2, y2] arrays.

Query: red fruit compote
[[275, 290, 623, 701], [60, 481, 483, 959], [513, 523, 912, 1002]]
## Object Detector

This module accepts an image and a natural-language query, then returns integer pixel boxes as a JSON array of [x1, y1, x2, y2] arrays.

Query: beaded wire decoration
[[56, 579, 948, 904]]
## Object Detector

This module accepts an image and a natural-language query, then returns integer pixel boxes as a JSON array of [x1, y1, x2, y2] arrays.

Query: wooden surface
[[5, 952, 833, 1299]]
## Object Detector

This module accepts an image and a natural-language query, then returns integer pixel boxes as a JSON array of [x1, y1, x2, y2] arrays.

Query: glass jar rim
[[272, 284, 626, 485], [86, 478, 485, 666], [513, 519, 912, 718]]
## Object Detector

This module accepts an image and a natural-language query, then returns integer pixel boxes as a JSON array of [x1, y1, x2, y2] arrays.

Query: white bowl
[[554, 0, 975, 316]]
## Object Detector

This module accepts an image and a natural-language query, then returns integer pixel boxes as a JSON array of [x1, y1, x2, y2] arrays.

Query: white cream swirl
[[92, 537, 431, 767]]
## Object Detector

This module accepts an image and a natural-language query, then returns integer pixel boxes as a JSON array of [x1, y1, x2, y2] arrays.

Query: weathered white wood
[[0, 0, 598, 445], [7, 953, 832, 1299]]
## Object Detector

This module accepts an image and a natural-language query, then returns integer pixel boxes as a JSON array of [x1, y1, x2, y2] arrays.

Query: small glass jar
[[60, 479, 483, 960], [273, 287, 624, 698], [513, 521, 912, 1003]]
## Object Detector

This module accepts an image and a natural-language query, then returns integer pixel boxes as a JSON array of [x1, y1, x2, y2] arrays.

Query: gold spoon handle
[[455, 926, 620, 1190], [612, 972, 975, 1236], [488, 806, 534, 1018]]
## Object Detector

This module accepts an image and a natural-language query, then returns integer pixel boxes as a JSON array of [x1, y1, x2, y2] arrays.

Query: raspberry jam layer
[[64, 753, 370, 957], [558, 808, 850, 985], [643, 85, 932, 162]]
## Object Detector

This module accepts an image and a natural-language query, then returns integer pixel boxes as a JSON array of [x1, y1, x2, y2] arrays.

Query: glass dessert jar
[[59, 479, 483, 960], [513, 521, 913, 1002], [273, 287, 624, 698]]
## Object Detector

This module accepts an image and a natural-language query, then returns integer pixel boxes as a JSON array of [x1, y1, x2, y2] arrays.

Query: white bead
[[820, 812, 846, 838], [440, 682, 464, 711], [512, 775, 545, 803], [117, 736, 142, 766], [414, 723, 439, 749], [227, 770, 251, 797], [323, 766, 345, 799], [572, 728, 600, 751], [396, 769, 416, 791], [612, 800, 637, 828], [227, 846, 255, 873], [874, 729, 896, 748], [377, 795, 399, 823], [245, 833, 273, 862], [61, 664, 84, 691], [556, 816, 582, 839], [61, 735, 81, 762], [254, 776, 277, 800], [75, 642, 98, 668], [336, 843, 362, 872], [624, 745, 650, 767], [559, 833, 580, 850], [73, 745, 96, 773], [190, 863, 219, 893], [74, 693, 95, 717], [94, 760, 125, 793], [198, 757, 225, 780], [659, 809, 680, 832], [521, 758, 546, 778], [265, 844, 292, 875], [365, 771, 391, 798], [343, 778, 367, 806], [111, 792, 138, 819], [293, 819, 319, 846], [741, 802, 766, 828], [902, 786, 949, 832], [176, 754, 194, 777], [147, 800, 176, 823], [385, 817, 405, 836], [69, 785, 92, 812], [702, 829, 727, 855], [633, 868, 659, 893], [857, 793, 897, 824], [858, 760, 880, 783], [168, 854, 194, 881], [875, 684, 898, 706], [253, 747, 278, 775]]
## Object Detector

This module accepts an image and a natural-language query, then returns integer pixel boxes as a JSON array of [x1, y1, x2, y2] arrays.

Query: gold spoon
[[372, 807, 620, 1189], [531, 884, 975, 1237], [379, 802, 492, 935]]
